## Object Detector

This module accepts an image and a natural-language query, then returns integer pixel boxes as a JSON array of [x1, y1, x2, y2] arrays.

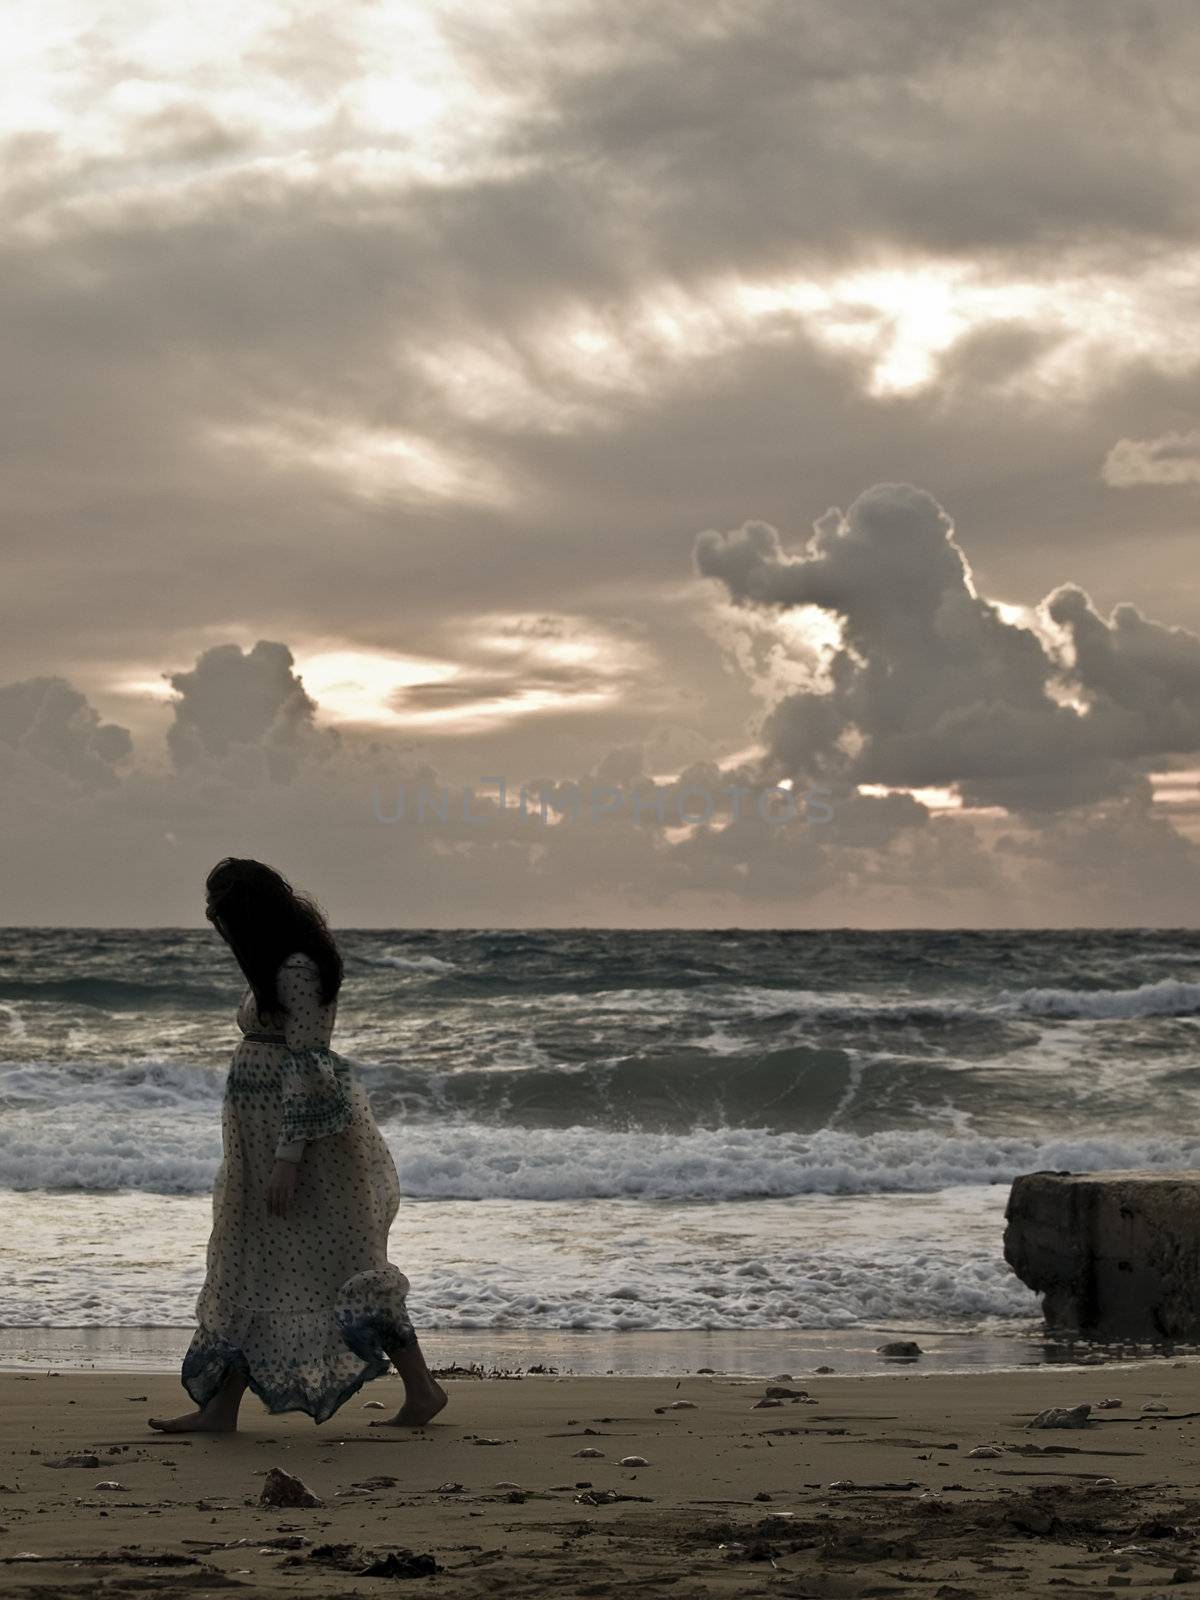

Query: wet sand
[[2, 1361, 1200, 1596]]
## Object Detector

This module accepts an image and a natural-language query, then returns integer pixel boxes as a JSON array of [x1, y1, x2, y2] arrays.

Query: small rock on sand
[[966, 1446, 1004, 1458], [753, 1399, 783, 1409], [44, 1455, 101, 1469], [814, 1366, 835, 1373], [1141, 1400, 1169, 1413], [1097, 1398, 1123, 1408], [94, 1481, 127, 1490], [876, 1341, 923, 1358], [1026, 1404, 1092, 1430], [619, 1455, 648, 1467], [665, 1400, 697, 1409], [574, 1448, 604, 1458], [259, 1468, 323, 1508], [765, 1385, 808, 1399]]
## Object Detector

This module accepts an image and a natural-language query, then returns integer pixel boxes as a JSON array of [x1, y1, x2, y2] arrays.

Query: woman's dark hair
[[204, 858, 343, 1015]]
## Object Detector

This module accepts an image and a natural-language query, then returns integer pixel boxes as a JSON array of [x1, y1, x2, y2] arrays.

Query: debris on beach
[[1141, 1400, 1169, 1412], [619, 1455, 648, 1467], [259, 1468, 323, 1508], [574, 1447, 604, 1458], [1097, 1397, 1123, 1408], [1026, 1403, 1092, 1429], [360, 1550, 440, 1577], [362, 1400, 386, 1409], [718, 1539, 778, 1563], [574, 1488, 653, 1505], [966, 1446, 1004, 1458], [282, 1540, 439, 1574], [44, 1454, 101, 1469], [93, 1480, 127, 1490], [828, 1478, 921, 1491]]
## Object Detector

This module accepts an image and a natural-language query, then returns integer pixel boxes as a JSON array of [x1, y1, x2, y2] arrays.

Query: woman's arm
[[273, 952, 352, 1165]]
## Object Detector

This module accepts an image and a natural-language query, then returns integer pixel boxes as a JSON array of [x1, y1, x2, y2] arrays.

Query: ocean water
[[2, 927, 1199, 1370]]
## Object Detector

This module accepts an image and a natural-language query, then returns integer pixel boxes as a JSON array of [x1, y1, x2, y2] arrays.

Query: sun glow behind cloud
[[300, 614, 643, 734], [398, 247, 1200, 440]]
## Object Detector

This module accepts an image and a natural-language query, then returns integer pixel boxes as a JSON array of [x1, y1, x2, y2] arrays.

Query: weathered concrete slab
[[1004, 1169, 1200, 1340]]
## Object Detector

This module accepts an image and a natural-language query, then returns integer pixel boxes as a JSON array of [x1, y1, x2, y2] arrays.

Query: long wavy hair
[[204, 858, 343, 1016]]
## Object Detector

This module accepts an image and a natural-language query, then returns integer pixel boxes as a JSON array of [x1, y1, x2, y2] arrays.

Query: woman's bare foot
[[148, 1408, 238, 1433], [369, 1382, 448, 1428]]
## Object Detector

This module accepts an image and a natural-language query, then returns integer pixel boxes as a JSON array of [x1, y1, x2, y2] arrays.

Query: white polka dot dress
[[181, 951, 414, 1423]]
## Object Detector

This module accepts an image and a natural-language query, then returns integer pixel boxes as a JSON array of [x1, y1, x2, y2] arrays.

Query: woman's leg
[[149, 1365, 248, 1433], [371, 1332, 448, 1427]]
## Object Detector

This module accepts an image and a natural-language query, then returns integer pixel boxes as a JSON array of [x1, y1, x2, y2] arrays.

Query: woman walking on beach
[[150, 857, 446, 1433]]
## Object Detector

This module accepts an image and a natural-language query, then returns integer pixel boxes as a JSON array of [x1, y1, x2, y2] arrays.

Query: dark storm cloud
[[448, 0, 1200, 273], [0, 678, 132, 787], [167, 641, 338, 781], [695, 481, 1200, 813]]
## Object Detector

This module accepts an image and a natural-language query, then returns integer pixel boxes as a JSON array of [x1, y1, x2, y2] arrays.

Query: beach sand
[[3, 1361, 1200, 1596]]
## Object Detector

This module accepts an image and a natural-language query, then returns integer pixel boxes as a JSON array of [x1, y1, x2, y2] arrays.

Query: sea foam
[[4, 1116, 1200, 1200]]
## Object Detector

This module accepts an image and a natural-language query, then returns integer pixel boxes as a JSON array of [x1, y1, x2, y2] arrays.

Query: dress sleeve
[[273, 953, 352, 1162]]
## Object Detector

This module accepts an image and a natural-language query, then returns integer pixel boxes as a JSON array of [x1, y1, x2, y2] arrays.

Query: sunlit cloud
[[735, 254, 1200, 398], [207, 413, 517, 507], [405, 247, 1200, 440], [1150, 769, 1200, 808], [3, 0, 542, 217], [858, 782, 962, 812]]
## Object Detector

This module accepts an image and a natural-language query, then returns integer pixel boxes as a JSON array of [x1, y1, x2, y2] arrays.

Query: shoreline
[[4, 1323, 1199, 1380], [5, 1363, 1200, 1596]]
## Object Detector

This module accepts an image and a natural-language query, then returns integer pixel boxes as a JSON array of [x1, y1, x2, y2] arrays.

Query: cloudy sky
[[3, 0, 1199, 926]]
